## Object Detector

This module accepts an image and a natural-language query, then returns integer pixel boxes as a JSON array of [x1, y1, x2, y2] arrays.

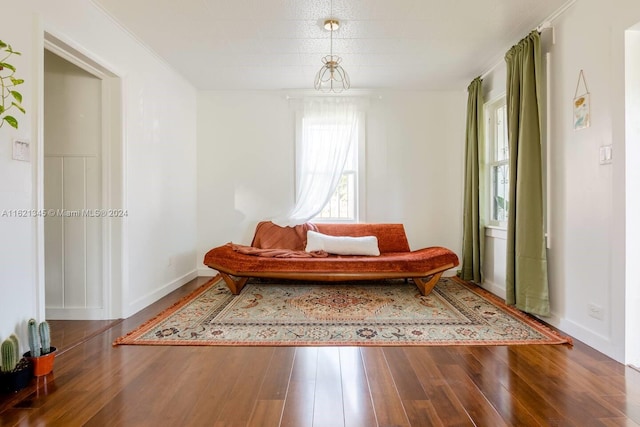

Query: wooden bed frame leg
[[219, 273, 249, 295], [413, 272, 443, 296]]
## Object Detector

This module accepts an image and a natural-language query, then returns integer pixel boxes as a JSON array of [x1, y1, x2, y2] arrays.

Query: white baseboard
[[474, 280, 623, 362], [473, 281, 623, 362], [544, 314, 624, 363], [125, 269, 198, 317], [479, 279, 506, 299], [198, 267, 219, 277], [46, 307, 109, 320]]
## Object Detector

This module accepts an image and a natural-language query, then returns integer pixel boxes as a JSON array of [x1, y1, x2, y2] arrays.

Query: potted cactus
[[0, 334, 32, 393], [23, 319, 56, 377]]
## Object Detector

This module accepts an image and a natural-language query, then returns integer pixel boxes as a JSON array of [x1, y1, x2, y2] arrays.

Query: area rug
[[114, 276, 571, 347]]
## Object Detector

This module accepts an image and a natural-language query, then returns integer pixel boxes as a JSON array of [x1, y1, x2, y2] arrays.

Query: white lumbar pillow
[[306, 230, 380, 256]]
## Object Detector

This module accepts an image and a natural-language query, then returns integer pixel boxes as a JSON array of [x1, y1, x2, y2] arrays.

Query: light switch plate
[[599, 145, 612, 165], [12, 139, 30, 162]]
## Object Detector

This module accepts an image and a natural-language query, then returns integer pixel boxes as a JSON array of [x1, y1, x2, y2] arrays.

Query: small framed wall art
[[573, 69, 590, 131]]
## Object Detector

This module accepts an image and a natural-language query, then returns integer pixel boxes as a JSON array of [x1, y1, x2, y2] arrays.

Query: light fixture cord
[[330, 0, 333, 58], [330, 23, 333, 58]]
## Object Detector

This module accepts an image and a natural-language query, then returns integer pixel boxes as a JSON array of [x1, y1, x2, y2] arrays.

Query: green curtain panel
[[505, 31, 550, 316], [460, 77, 483, 283]]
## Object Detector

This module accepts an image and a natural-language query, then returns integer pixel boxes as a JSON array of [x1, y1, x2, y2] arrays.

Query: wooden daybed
[[203, 222, 459, 296]]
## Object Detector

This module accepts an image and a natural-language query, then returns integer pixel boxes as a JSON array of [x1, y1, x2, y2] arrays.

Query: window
[[294, 105, 365, 223], [485, 96, 509, 227], [315, 127, 359, 221]]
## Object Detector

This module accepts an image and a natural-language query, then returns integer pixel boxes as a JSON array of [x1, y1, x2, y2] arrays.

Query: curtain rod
[[283, 89, 381, 100], [479, 0, 577, 81], [479, 25, 553, 80]]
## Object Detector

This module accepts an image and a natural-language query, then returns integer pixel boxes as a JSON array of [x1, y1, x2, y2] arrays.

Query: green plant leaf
[[0, 41, 7, 49], [11, 102, 25, 114], [0, 62, 15, 72], [0, 105, 4, 114], [10, 77, 24, 86], [3, 116, 18, 129], [10, 91, 22, 103]]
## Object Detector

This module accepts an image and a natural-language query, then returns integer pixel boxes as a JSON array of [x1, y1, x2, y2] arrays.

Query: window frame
[[484, 94, 509, 229], [294, 110, 366, 223]]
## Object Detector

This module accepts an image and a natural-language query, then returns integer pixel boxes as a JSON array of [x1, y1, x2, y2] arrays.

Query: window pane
[[495, 105, 508, 162], [342, 132, 357, 170], [492, 163, 509, 222], [317, 172, 356, 220]]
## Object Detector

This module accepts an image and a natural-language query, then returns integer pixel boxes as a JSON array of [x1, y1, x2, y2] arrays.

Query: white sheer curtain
[[274, 97, 359, 226]]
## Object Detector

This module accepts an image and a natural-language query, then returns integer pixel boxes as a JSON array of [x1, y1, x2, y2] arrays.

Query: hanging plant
[[0, 40, 25, 129]]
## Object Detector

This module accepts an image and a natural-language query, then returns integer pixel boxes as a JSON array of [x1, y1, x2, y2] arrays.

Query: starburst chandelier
[[314, 7, 350, 93]]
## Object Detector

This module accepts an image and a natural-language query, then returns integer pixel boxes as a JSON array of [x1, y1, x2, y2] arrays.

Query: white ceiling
[[92, 0, 569, 91]]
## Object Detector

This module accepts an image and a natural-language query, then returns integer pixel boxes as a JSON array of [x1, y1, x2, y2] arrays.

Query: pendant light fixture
[[314, 0, 350, 93]]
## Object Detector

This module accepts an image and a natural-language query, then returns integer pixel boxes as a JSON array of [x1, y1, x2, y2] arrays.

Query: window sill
[[312, 218, 358, 224], [485, 226, 507, 240]]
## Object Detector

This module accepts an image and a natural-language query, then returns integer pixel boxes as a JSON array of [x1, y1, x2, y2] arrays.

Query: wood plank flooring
[[1, 277, 640, 426]]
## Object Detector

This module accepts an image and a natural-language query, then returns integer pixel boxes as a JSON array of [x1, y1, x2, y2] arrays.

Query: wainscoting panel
[[45, 156, 103, 313]]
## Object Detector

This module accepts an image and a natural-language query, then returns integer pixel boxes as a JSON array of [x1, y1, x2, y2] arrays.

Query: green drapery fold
[[505, 31, 550, 316], [460, 77, 484, 283]]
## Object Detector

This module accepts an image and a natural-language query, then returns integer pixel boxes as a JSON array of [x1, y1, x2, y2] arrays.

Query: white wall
[[625, 29, 640, 366], [366, 92, 465, 253], [0, 0, 198, 345], [545, 0, 640, 362], [0, 8, 38, 347], [481, 0, 640, 362], [197, 91, 296, 268], [482, 228, 507, 299], [197, 91, 466, 275]]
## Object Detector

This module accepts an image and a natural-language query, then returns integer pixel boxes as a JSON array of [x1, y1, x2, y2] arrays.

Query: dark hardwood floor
[[1, 276, 639, 426]]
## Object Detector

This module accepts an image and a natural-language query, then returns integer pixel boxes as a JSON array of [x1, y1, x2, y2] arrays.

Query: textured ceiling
[[92, 0, 569, 91]]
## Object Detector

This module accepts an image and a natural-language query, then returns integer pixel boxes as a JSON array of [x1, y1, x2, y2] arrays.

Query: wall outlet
[[587, 303, 604, 320]]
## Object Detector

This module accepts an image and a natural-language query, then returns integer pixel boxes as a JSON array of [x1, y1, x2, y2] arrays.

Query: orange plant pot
[[24, 347, 56, 377]]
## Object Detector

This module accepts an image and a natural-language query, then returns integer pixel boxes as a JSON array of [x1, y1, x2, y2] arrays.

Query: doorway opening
[[38, 33, 124, 320]]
